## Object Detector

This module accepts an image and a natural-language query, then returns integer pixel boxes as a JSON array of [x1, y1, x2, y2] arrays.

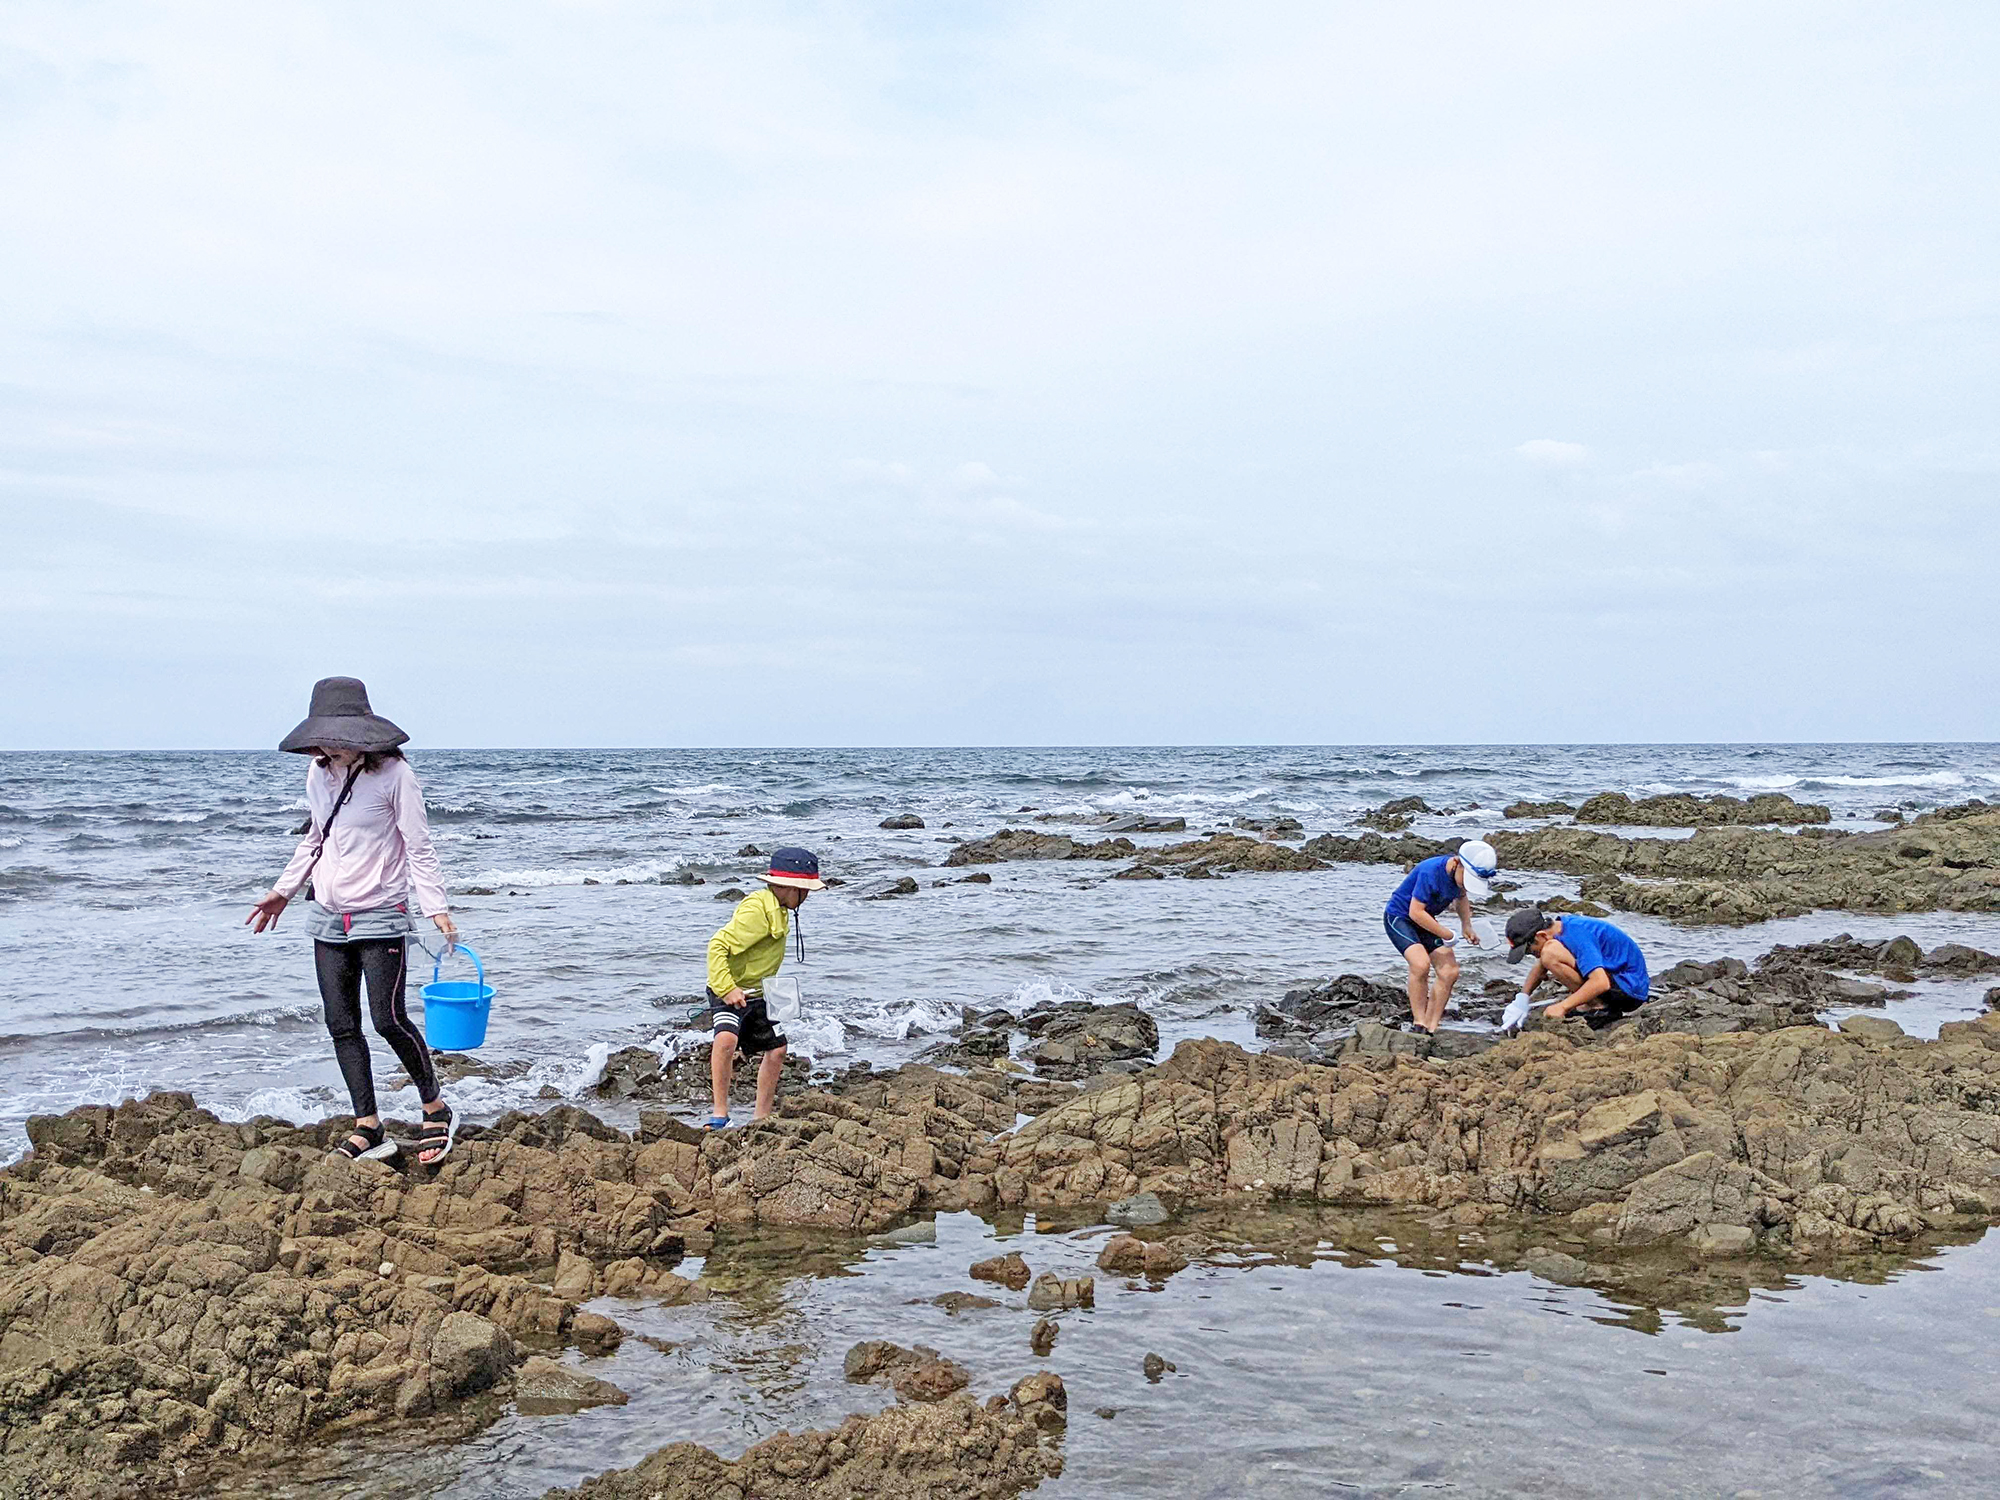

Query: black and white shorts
[[707, 989, 787, 1057]]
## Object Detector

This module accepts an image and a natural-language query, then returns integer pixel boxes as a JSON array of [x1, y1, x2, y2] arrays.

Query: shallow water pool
[[208, 1206, 2000, 1500]]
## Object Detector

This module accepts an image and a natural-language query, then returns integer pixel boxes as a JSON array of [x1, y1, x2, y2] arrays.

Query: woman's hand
[[432, 911, 459, 946], [1462, 925, 1480, 945], [246, 892, 288, 933]]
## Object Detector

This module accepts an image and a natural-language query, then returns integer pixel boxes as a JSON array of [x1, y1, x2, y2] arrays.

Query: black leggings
[[314, 938, 438, 1119]]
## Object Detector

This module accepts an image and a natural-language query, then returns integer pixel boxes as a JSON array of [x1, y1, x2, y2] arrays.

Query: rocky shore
[[12, 974, 2000, 1497], [932, 798, 2000, 924]]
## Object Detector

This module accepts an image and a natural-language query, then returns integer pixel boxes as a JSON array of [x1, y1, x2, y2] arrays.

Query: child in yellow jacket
[[704, 846, 824, 1129]]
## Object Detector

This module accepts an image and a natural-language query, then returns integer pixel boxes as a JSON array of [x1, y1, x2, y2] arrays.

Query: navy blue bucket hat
[[762, 846, 825, 891]]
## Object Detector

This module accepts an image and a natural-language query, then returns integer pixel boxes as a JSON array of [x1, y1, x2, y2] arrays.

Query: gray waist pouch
[[306, 902, 414, 943]]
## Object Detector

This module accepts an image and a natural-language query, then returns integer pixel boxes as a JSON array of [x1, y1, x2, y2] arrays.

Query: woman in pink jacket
[[246, 677, 460, 1166]]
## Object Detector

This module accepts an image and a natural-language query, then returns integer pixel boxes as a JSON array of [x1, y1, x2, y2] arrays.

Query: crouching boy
[[704, 846, 824, 1129]]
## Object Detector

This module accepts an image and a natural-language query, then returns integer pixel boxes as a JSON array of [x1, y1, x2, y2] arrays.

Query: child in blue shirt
[[1382, 840, 1498, 1034], [1504, 908, 1651, 1030]]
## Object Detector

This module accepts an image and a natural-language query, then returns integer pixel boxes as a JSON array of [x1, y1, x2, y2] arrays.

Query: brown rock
[[432, 1312, 517, 1396], [543, 1386, 1066, 1498], [841, 1340, 971, 1402], [514, 1354, 630, 1413], [1096, 1234, 1190, 1278], [1030, 1316, 1059, 1355], [1573, 791, 1830, 827], [970, 1251, 1032, 1290], [1026, 1273, 1094, 1311]]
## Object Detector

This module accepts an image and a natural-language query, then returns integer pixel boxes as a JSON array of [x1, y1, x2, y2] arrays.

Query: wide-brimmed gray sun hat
[[278, 677, 409, 755]]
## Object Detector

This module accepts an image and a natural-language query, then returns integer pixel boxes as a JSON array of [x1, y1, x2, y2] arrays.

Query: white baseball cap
[[1456, 839, 1498, 900]]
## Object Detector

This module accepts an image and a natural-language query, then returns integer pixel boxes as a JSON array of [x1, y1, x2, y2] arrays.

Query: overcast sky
[[3, 2, 1996, 748]]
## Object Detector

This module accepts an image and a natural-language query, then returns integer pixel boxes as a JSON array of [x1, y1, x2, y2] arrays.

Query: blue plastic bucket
[[421, 944, 494, 1050]]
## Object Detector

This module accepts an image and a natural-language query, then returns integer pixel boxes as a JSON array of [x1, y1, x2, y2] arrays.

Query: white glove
[[1502, 995, 1532, 1033]]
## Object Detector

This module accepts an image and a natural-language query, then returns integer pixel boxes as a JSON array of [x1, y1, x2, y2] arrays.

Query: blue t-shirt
[[1556, 916, 1650, 1002], [1385, 855, 1462, 923]]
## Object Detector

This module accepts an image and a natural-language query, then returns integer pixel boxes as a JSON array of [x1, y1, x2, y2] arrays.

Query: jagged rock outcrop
[[0, 1096, 668, 1498], [1490, 806, 2000, 923], [987, 1028, 2000, 1255], [1018, 1002, 1159, 1079], [1358, 797, 1431, 832], [543, 1377, 1068, 1499], [1120, 833, 1324, 876], [1296, 804, 2000, 923], [948, 827, 1323, 877], [1503, 800, 1576, 819], [1300, 830, 1457, 866], [843, 1339, 971, 1402], [944, 830, 1135, 866], [922, 1000, 1158, 1080], [1033, 811, 1187, 833], [1572, 791, 1831, 827], [1232, 815, 1304, 837]]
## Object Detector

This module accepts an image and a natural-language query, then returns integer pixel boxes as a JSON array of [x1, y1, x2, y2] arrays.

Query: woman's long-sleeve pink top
[[273, 757, 451, 918]]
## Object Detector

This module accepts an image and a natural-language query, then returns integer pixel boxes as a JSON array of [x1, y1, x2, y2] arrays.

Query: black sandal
[[335, 1123, 399, 1162], [417, 1102, 459, 1165]]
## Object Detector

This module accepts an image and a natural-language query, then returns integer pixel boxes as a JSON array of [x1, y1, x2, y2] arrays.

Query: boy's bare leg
[[1402, 946, 1433, 1027], [709, 1032, 738, 1118], [1426, 947, 1460, 1031], [754, 1046, 787, 1120]]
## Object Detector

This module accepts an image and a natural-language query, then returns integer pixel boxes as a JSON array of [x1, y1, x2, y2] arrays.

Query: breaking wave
[[456, 857, 692, 888]]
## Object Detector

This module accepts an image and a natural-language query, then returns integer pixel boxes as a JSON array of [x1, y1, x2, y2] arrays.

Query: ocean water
[[3, 743, 1999, 1160]]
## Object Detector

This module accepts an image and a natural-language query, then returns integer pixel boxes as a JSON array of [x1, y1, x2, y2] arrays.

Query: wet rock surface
[[595, 1044, 817, 1105], [842, 1339, 972, 1402], [970, 1251, 1032, 1290], [0, 1095, 674, 1497], [542, 1379, 1067, 1499], [922, 999, 1159, 1080], [1025, 1273, 1095, 1311], [514, 1354, 631, 1414], [1019, 1002, 1159, 1080]]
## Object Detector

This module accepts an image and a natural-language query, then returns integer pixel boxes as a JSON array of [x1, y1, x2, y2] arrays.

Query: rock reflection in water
[[207, 1205, 2000, 1499]]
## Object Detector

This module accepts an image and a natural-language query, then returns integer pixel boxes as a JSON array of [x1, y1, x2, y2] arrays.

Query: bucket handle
[[430, 943, 485, 993]]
